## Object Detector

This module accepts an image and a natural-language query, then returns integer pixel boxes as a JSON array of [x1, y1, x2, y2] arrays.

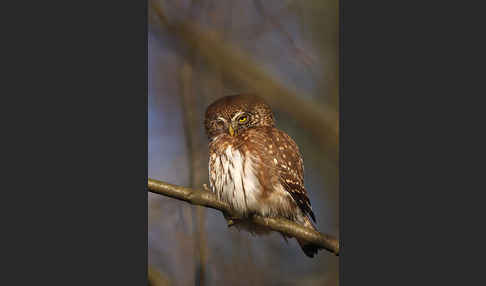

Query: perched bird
[[204, 94, 322, 257]]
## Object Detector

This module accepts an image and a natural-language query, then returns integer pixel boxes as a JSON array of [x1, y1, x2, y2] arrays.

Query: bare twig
[[148, 178, 340, 256], [253, 0, 317, 70]]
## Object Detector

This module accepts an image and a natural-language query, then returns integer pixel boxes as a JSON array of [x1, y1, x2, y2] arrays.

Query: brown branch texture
[[148, 178, 339, 256]]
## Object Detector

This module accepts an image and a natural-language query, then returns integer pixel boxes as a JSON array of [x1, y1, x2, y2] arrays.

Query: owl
[[204, 94, 321, 257]]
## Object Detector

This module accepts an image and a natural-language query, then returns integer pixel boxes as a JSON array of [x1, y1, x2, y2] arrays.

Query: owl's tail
[[297, 217, 323, 258]]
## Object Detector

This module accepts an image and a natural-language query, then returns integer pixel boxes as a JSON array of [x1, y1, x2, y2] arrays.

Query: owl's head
[[204, 94, 275, 139]]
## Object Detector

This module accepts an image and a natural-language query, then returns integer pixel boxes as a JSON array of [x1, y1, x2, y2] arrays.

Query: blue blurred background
[[148, 1, 338, 285]]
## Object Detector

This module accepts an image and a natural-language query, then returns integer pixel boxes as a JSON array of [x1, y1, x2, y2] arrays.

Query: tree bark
[[148, 178, 340, 256]]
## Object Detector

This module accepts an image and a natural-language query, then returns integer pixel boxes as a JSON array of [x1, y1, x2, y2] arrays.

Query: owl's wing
[[270, 129, 316, 222]]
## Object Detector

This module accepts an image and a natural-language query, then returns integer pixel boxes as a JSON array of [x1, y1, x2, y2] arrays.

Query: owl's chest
[[209, 145, 262, 215]]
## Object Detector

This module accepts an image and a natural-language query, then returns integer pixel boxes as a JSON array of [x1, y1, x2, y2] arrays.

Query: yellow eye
[[238, 116, 248, 123]]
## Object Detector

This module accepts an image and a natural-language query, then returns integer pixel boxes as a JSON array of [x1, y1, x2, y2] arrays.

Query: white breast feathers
[[209, 145, 261, 215]]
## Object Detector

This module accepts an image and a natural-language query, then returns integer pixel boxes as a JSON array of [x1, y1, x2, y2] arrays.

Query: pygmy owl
[[204, 94, 321, 257]]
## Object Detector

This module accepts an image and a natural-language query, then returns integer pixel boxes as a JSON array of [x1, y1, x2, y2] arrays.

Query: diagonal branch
[[148, 178, 340, 256]]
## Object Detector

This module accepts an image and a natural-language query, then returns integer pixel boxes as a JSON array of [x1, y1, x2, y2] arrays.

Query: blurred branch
[[148, 178, 340, 256], [253, 0, 317, 70], [150, 1, 338, 165], [148, 266, 170, 286], [179, 62, 208, 286]]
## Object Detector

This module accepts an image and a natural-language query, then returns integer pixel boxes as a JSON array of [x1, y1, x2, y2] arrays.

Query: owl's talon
[[223, 213, 241, 227], [227, 218, 242, 228]]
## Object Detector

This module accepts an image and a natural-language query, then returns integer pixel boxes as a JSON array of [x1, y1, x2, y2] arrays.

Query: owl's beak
[[228, 125, 235, 137]]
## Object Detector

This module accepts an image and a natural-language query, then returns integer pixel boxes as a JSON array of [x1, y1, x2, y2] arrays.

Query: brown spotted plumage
[[204, 94, 321, 257]]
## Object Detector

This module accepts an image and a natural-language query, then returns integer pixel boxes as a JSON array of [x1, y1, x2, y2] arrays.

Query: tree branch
[[148, 178, 339, 256]]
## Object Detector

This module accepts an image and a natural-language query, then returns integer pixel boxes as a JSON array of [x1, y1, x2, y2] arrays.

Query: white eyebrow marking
[[217, 117, 227, 122], [231, 111, 245, 121]]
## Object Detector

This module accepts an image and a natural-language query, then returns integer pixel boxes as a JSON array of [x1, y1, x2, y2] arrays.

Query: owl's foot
[[227, 218, 238, 227], [223, 213, 243, 228], [224, 212, 259, 228]]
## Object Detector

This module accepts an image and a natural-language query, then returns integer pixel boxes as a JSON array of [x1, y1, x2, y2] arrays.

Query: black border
[[339, 0, 344, 283], [10, 0, 149, 284]]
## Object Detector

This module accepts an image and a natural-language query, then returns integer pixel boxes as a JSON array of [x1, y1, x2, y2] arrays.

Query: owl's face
[[205, 94, 275, 140]]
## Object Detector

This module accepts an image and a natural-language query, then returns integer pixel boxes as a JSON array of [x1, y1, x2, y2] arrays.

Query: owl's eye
[[238, 116, 248, 123]]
